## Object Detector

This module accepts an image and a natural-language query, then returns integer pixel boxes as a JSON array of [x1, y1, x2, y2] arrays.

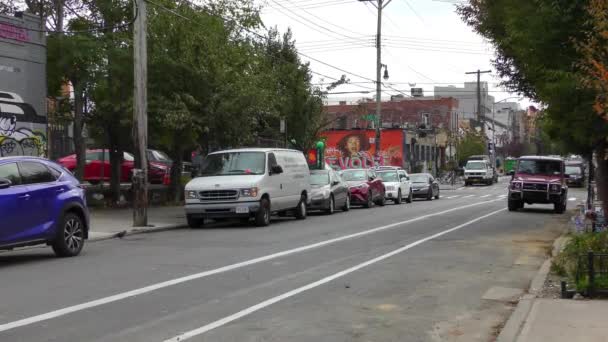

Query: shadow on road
[[0, 252, 56, 268]]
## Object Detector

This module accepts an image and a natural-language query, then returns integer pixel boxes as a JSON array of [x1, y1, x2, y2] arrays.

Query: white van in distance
[[184, 148, 311, 227]]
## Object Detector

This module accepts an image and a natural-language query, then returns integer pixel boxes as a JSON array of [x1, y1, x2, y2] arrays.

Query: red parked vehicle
[[340, 168, 386, 208], [57, 149, 169, 184]]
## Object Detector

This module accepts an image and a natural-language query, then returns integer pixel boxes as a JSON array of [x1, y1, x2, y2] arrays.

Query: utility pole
[[133, 0, 148, 227], [359, 0, 391, 164], [465, 69, 491, 140]]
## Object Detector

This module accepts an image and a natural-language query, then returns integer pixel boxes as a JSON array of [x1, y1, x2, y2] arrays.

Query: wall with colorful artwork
[[0, 12, 47, 157], [320, 129, 406, 169]]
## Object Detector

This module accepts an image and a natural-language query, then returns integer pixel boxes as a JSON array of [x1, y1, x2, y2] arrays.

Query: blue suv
[[0, 157, 89, 257]]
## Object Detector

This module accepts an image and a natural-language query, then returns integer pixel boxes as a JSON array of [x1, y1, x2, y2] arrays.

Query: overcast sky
[[259, 0, 531, 108]]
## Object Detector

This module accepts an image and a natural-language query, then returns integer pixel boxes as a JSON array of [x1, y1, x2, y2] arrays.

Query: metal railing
[[563, 252, 608, 298]]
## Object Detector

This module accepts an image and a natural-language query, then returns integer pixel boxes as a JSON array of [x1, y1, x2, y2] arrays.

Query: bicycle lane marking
[[0, 198, 502, 333], [163, 208, 508, 342]]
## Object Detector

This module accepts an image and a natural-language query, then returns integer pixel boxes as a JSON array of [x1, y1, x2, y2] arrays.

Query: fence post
[[588, 251, 595, 297]]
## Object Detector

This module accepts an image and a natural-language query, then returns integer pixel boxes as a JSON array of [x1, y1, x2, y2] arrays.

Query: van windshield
[[465, 161, 485, 170], [199, 152, 266, 176]]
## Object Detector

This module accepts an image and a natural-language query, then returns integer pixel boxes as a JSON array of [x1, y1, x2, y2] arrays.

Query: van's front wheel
[[295, 195, 307, 220], [255, 198, 271, 227]]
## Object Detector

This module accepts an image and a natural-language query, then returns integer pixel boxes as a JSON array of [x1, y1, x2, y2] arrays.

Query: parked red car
[[340, 168, 386, 208], [58, 149, 169, 184]]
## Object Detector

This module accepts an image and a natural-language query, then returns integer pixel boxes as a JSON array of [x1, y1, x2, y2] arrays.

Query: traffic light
[[316, 140, 325, 169]]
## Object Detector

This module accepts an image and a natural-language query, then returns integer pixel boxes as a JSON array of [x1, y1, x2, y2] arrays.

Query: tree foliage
[[458, 0, 608, 213], [457, 131, 485, 166]]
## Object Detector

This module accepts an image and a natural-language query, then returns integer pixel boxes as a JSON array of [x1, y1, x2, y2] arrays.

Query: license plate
[[236, 206, 249, 214]]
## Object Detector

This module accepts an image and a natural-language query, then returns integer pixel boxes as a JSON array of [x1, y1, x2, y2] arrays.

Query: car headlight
[[241, 187, 259, 197], [549, 184, 561, 193], [186, 190, 198, 199], [511, 182, 522, 191]]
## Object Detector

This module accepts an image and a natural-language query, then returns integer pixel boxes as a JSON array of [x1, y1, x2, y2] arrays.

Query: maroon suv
[[508, 156, 568, 213]]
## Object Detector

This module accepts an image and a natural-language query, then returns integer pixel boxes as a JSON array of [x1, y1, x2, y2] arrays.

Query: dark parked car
[[341, 168, 386, 208], [0, 157, 89, 257], [410, 173, 440, 200], [309, 169, 350, 214], [565, 162, 585, 187]]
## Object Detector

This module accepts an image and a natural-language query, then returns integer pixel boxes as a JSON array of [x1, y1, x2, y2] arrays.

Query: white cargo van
[[184, 148, 311, 227]]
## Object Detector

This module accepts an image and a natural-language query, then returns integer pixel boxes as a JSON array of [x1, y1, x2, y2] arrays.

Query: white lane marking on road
[[457, 187, 465, 190], [568, 197, 577, 201], [446, 195, 459, 199], [0, 199, 502, 333], [163, 208, 507, 342], [498, 194, 507, 198], [480, 194, 492, 198], [461, 195, 475, 198]]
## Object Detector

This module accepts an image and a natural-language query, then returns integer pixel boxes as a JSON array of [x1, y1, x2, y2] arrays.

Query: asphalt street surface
[[1, 178, 582, 342]]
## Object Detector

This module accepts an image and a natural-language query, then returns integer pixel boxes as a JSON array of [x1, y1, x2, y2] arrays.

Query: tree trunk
[[72, 81, 86, 181], [595, 139, 608, 215], [109, 145, 122, 205], [170, 143, 184, 204]]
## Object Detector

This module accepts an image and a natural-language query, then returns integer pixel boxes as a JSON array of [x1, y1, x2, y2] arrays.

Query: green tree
[[457, 131, 485, 166], [458, 0, 608, 213]]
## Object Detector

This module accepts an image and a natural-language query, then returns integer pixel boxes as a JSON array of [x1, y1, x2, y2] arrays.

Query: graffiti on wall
[[0, 91, 46, 157], [321, 130, 405, 169]]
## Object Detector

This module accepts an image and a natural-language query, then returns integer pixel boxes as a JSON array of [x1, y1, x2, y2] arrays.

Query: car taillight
[[163, 174, 171, 185]]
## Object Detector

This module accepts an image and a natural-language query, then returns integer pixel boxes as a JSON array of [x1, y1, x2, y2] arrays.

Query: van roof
[[209, 148, 302, 154]]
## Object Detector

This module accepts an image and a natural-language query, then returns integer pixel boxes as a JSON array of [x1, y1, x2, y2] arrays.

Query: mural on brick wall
[[321, 130, 406, 169], [0, 91, 46, 157]]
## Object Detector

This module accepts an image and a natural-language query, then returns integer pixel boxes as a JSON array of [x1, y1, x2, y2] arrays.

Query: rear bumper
[[411, 188, 430, 198], [350, 191, 369, 204], [309, 197, 330, 210], [185, 200, 260, 219]]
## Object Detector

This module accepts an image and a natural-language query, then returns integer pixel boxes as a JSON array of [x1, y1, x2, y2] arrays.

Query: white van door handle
[[280, 184, 283, 190]]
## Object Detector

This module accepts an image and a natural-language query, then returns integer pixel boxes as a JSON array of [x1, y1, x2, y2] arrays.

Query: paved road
[[0, 179, 582, 342]]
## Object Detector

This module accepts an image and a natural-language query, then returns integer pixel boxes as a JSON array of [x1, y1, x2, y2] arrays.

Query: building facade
[[323, 97, 459, 173], [0, 12, 47, 157]]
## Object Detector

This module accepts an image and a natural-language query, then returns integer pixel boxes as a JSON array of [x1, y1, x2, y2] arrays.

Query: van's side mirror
[[332, 180, 340, 186], [0, 177, 12, 190], [271, 165, 283, 175]]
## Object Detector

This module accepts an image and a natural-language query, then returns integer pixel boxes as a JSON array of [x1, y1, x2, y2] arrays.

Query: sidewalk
[[516, 299, 608, 342], [89, 205, 187, 240]]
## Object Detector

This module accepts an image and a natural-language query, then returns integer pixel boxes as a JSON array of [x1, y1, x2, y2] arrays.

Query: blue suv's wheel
[[52, 212, 85, 257]]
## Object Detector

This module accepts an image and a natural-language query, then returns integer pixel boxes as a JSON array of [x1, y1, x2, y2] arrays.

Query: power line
[[279, 0, 368, 36], [401, 0, 426, 25]]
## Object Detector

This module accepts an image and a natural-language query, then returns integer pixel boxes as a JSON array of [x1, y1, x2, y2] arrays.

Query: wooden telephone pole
[[133, 0, 148, 227], [465, 69, 491, 152]]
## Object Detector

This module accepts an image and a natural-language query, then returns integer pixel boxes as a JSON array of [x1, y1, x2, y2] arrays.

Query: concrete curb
[[89, 223, 187, 242], [495, 233, 570, 342]]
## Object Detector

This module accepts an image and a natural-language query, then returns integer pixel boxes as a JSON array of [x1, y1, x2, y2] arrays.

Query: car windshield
[[150, 150, 172, 163], [410, 174, 429, 183], [517, 159, 562, 175], [199, 152, 266, 176], [377, 171, 398, 182], [310, 172, 330, 185], [565, 166, 582, 175], [341, 170, 367, 181], [465, 161, 485, 170]]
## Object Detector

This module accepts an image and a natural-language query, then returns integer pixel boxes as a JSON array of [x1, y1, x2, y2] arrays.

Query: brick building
[[324, 97, 459, 131], [323, 97, 460, 173]]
